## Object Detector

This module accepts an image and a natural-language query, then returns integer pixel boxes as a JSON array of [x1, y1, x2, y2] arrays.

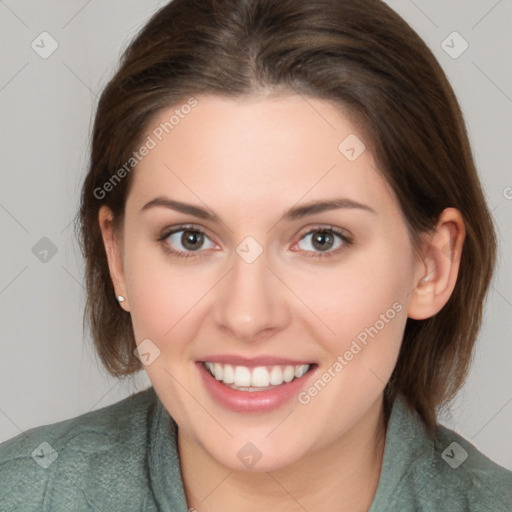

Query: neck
[[178, 395, 387, 512]]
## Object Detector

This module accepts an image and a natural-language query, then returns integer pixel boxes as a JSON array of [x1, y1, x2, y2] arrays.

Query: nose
[[214, 247, 291, 343]]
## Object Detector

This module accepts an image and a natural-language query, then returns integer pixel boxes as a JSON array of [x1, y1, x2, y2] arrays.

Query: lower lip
[[197, 362, 316, 413]]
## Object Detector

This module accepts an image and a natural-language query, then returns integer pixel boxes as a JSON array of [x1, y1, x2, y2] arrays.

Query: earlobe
[[98, 205, 130, 311], [407, 207, 465, 320]]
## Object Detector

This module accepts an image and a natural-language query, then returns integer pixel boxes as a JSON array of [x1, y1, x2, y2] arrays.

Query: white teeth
[[269, 366, 284, 385], [283, 365, 295, 382], [251, 367, 269, 387], [222, 364, 235, 384], [214, 362, 223, 381], [233, 366, 251, 387], [204, 362, 311, 389]]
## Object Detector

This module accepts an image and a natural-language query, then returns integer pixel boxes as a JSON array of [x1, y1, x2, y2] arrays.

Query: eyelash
[[157, 224, 353, 260]]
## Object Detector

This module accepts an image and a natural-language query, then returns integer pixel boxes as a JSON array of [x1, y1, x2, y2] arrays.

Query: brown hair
[[76, 0, 496, 431]]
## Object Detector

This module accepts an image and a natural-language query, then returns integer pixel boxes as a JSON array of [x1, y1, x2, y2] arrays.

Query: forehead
[[127, 94, 398, 218]]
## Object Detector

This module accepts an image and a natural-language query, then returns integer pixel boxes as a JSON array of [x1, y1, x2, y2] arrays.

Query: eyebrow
[[140, 196, 376, 221]]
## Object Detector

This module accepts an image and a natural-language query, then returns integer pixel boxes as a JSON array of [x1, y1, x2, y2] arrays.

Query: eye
[[158, 224, 353, 260], [158, 225, 216, 258], [294, 227, 352, 257]]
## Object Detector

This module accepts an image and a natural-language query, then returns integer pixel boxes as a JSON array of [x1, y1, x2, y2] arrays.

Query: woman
[[1, 0, 511, 510]]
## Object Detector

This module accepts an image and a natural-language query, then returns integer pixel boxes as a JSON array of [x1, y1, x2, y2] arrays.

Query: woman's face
[[107, 94, 426, 471]]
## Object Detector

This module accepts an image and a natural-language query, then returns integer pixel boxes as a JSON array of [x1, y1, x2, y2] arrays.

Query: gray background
[[1, 0, 511, 470]]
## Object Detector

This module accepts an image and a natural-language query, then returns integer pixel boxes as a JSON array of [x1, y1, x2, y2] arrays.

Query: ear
[[98, 205, 130, 312], [407, 207, 465, 320]]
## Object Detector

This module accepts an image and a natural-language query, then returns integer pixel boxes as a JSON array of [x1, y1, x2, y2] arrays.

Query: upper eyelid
[[160, 224, 213, 240]]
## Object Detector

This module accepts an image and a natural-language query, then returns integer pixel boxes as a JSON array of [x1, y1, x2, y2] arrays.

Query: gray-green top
[[1, 386, 511, 511]]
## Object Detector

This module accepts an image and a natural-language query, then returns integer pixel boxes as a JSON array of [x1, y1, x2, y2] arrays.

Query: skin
[[99, 93, 465, 511]]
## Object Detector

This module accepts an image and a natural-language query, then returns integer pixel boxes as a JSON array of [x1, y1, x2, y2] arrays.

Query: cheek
[[123, 241, 194, 344], [295, 236, 413, 363], [123, 239, 222, 378]]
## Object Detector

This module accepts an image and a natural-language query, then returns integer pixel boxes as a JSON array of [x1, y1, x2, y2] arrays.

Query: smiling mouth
[[202, 361, 315, 391]]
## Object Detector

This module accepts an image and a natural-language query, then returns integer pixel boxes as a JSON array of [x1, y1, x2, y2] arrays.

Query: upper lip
[[198, 355, 315, 367]]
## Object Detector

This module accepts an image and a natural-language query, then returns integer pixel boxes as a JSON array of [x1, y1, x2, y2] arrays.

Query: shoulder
[[424, 423, 512, 511], [374, 394, 512, 512], [0, 386, 159, 512]]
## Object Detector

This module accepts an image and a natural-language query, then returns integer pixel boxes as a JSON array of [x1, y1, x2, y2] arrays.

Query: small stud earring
[[117, 295, 126, 302]]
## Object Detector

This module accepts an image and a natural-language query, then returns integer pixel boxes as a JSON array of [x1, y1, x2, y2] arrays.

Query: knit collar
[[368, 394, 435, 510], [148, 388, 189, 511], [147, 388, 433, 511]]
